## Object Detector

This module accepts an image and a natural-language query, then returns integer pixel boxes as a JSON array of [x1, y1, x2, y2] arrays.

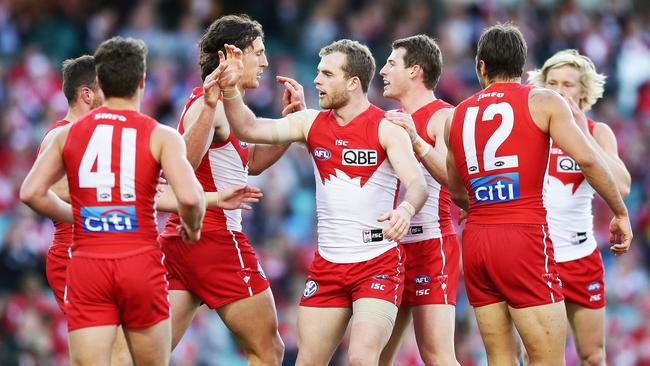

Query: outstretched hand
[[377, 206, 413, 242], [219, 185, 263, 210], [203, 62, 229, 108], [277, 76, 306, 116], [217, 44, 244, 90]]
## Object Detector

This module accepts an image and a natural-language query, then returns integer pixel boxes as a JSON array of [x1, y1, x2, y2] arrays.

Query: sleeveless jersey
[[162, 87, 249, 236], [449, 83, 550, 225], [306, 104, 399, 263], [544, 120, 597, 262], [399, 100, 455, 243], [62, 106, 161, 255], [39, 119, 73, 248]]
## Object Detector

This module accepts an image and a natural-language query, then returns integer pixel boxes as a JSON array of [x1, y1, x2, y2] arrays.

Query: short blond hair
[[528, 49, 606, 111]]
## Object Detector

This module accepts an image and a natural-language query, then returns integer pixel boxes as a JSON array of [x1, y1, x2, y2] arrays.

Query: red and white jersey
[[62, 106, 161, 255], [398, 100, 455, 243], [302, 104, 399, 263], [544, 120, 597, 262], [449, 83, 550, 225], [39, 119, 73, 249], [163, 87, 249, 236]]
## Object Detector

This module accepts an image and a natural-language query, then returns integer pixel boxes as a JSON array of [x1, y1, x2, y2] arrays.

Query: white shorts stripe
[[439, 237, 449, 305], [230, 230, 253, 297], [541, 225, 555, 303]]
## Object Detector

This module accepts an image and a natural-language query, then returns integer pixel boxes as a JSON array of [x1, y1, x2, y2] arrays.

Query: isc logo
[[470, 172, 520, 203], [342, 149, 377, 166], [415, 289, 430, 296], [370, 283, 386, 290], [81, 206, 138, 233], [313, 147, 331, 161]]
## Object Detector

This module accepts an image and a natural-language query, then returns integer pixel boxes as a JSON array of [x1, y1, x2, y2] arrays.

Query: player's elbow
[[177, 188, 205, 212], [19, 182, 38, 207], [619, 182, 631, 200]]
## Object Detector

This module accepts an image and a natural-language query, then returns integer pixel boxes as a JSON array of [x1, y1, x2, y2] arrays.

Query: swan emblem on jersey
[[549, 147, 585, 194]]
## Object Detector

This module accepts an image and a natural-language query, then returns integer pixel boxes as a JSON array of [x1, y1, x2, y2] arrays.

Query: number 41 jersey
[[449, 83, 550, 225], [62, 106, 161, 255]]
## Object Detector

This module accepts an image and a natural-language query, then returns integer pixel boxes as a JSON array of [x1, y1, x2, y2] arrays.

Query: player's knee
[[111, 350, 134, 366], [580, 348, 605, 366], [348, 351, 376, 366], [421, 351, 459, 366], [246, 333, 284, 366]]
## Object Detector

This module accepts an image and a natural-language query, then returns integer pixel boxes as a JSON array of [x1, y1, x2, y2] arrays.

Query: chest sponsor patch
[[80, 205, 138, 233], [470, 172, 520, 203], [342, 149, 377, 166]]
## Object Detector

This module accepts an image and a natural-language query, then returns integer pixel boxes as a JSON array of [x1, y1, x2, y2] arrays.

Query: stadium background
[[0, 0, 649, 365]]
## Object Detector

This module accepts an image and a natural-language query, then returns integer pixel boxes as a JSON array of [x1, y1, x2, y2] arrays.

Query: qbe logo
[[342, 149, 377, 166], [303, 280, 319, 298], [470, 172, 520, 203], [557, 156, 581, 172], [313, 147, 331, 161], [81, 206, 138, 233]]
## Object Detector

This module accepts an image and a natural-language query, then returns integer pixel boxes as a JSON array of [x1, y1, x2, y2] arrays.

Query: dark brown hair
[[476, 23, 527, 81], [392, 35, 442, 90], [199, 14, 264, 81], [319, 39, 375, 93], [62, 55, 96, 103], [94, 37, 147, 98]]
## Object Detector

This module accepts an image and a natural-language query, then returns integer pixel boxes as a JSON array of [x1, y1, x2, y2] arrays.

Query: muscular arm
[[532, 90, 627, 217], [221, 93, 307, 144], [418, 108, 452, 187], [591, 123, 631, 198], [154, 126, 206, 231], [183, 64, 229, 169], [444, 116, 470, 211], [380, 121, 427, 213], [247, 144, 291, 175], [20, 127, 74, 223]]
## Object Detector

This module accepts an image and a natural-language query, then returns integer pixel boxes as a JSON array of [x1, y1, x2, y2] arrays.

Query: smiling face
[[313, 52, 352, 110], [379, 47, 412, 100], [544, 64, 585, 109], [239, 37, 268, 89]]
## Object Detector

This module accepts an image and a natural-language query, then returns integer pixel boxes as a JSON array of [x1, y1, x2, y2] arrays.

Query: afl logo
[[313, 147, 331, 161], [303, 280, 319, 298], [239, 141, 249, 149], [415, 275, 431, 285], [587, 281, 601, 292]]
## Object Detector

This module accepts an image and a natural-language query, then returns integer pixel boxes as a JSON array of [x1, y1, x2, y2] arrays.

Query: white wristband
[[414, 137, 431, 158], [398, 201, 416, 217]]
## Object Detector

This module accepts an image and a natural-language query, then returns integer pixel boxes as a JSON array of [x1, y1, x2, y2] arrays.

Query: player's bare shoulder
[[378, 117, 411, 147], [528, 86, 566, 132], [150, 123, 185, 160]]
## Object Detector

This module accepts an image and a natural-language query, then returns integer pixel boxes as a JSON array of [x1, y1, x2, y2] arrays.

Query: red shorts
[[46, 243, 70, 313], [556, 248, 605, 308], [65, 247, 169, 331], [462, 224, 563, 308], [402, 235, 460, 307], [299, 246, 405, 308], [160, 230, 269, 309]]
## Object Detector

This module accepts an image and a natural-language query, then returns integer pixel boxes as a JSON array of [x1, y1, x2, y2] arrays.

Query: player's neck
[[485, 77, 521, 88], [104, 96, 140, 112], [332, 96, 371, 126], [399, 87, 436, 114], [63, 104, 89, 123]]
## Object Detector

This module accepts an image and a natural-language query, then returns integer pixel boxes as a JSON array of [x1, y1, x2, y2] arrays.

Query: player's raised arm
[[377, 120, 427, 241], [535, 89, 632, 254], [218, 44, 307, 144], [444, 114, 469, 211], [153, 125, 206, 241], [20, 126, 74, 224]]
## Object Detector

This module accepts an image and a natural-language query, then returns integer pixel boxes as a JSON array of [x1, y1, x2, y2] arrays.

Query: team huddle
[[19, 13, 632, 366]]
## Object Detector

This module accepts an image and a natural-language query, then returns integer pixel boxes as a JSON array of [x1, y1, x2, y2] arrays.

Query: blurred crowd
[[0, 0, 649, 365]]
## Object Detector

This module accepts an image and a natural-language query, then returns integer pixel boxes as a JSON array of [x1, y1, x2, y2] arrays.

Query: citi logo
[[470, 172, 520, 203], [313, 147, 331, 161], [80, 205, 138, 233]]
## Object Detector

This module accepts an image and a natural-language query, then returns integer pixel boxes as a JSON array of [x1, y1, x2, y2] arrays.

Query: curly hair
[[528, 49, 606, 111]]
